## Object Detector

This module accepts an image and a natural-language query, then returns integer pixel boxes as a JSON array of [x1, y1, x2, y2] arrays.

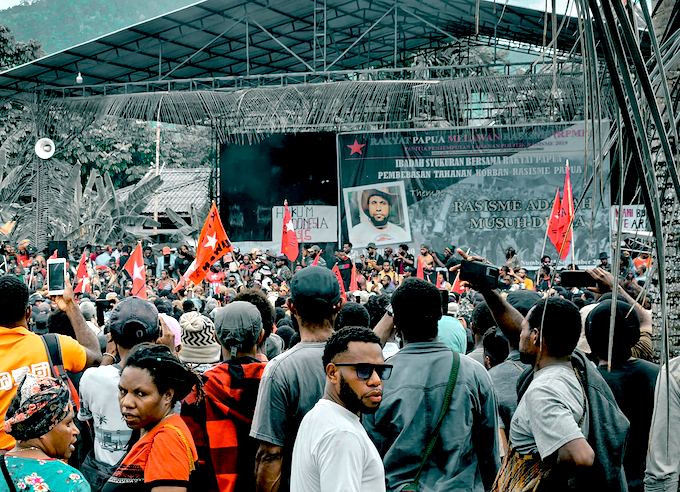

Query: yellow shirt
[[0, 326, 86, 450]]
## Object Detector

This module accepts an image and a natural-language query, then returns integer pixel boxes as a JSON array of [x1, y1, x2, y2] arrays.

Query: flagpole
[[540, 222, 550, 261], [567, 161, 575, 268]]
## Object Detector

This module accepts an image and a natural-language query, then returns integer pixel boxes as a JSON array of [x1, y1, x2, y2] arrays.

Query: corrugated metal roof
[[117, 167, 210, 215], [0, 0, 601, 93]]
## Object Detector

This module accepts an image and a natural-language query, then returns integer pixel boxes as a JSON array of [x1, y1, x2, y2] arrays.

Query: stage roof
[[0, 0, 602, 94]]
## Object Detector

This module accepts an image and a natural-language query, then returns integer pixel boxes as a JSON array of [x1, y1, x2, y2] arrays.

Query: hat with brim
[[361, 188, 397, 213], [599, 252, 608, 260]]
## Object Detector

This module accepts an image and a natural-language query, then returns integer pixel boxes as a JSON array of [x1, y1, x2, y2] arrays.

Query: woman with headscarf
[[1, 374, 89, 492], [103, 343, 201, 492]]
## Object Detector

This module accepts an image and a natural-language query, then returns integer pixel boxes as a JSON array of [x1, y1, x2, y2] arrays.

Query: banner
[[272, 205, 338, 243], [610, 205, 647, 233], [338, 121, 610, 267]]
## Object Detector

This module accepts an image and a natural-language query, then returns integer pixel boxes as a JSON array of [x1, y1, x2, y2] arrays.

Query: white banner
[[272, 206, 338, 243], [610, 205, 648, 232]]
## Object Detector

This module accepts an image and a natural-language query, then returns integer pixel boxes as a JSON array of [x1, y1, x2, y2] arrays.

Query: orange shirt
[[105, 414, 199, 492], [0, 326, 86, 450]]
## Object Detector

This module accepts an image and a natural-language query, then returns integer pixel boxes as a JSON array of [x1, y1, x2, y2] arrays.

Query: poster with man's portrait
[[343, 181, 412, 247]]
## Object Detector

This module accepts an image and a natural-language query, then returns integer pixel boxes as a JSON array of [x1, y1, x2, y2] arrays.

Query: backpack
[[40, 333, 93, 469]]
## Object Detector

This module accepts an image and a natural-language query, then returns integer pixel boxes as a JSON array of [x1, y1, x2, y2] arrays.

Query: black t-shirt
[[394, 253, 414, 274], [444, 255, 460, 282], [333, 257, 353, 290], [177, 254, 194, 275], [598, 358, 659, 489]]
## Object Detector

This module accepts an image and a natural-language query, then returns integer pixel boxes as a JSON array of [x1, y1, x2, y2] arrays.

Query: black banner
[[338, 122, 610, 267]]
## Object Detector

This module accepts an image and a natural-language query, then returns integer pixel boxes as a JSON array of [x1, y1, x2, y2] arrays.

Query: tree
[[0, 24, 45, 71]]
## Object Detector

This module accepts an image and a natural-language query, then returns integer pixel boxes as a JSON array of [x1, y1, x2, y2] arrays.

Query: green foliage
[[1, 0, 194, 55], [57, 118, 213, 188], [0, 24, 45, 70]]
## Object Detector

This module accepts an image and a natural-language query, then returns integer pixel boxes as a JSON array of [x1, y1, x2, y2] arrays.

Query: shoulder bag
[[402, 350, 460, 492]]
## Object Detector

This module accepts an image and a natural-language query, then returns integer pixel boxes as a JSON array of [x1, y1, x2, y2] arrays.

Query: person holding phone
[[0, 275, 102, 454]]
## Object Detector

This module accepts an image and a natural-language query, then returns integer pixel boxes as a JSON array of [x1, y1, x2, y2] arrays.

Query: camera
[[459, 260, 500, 290]]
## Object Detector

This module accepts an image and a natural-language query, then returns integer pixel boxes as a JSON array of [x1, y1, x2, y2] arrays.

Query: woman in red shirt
[[103, 344, 201, 492]]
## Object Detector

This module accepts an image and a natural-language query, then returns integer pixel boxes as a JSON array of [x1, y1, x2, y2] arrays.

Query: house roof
[[117, 167, 211, 215], [0, 0, 616, 94]]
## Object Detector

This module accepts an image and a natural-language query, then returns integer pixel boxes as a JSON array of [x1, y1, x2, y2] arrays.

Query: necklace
[[9, 446, 42, 453]]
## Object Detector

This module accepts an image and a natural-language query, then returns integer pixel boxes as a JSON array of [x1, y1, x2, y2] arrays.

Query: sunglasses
[[333, 363, 393, 380]]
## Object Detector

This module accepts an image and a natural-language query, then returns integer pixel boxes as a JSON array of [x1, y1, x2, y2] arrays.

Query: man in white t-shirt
[[291, 327, 389, 492], [350, 188, 409, 246], [78, 297, 160, 466]]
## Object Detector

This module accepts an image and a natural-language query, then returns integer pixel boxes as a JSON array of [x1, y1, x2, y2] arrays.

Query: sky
[[0, 0, 19, 10]]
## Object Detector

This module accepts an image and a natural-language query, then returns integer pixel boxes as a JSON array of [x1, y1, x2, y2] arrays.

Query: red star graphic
[[347, 139, 366, 156]]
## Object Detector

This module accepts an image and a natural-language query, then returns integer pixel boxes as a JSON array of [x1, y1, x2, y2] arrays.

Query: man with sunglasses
[[291, 327, 388, 492], [365, 277, 501, 491]]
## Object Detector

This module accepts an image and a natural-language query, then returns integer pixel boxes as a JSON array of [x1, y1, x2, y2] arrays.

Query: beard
[[339, 373, 381, 415], [369, 215, 389, 228]]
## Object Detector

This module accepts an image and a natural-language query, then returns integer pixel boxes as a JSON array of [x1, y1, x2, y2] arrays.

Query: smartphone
[[459, 260, 499, 290], [560, 270, 598, 288], [47, 258, 66, 295]]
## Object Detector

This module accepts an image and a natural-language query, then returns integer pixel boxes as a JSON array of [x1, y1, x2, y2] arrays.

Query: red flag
[[557, 164, 574, 261], [73, 252, 91, 294], [188, 203, 233, 285], [547, 188, 562, 253], [281, 201, 299, 261], [349, 260, 358, 292], [416, 255, 424, 279], [332, 264, 347, 302], [124, 244, 147, 299], [451, 271, 466, 294]]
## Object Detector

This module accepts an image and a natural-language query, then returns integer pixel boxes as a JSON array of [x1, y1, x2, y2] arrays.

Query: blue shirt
[[363, 342, 501, 492], [437, 316, 467, 354]]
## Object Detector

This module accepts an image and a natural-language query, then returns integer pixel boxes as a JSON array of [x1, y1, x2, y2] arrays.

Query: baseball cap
[[290, 266, 341, 310], [108, 297, 160, 342], [162, 246, 171, 255], [367, 242, 377, 249], [276, 255, 287, 261], [214, 301, 263, 355], [28, 293, 44, 305], [79, 301, 96, 320], [308, 245, 321, 252]]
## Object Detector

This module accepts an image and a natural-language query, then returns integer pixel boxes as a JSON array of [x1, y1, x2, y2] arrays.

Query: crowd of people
[[0, 234, 676, 492]]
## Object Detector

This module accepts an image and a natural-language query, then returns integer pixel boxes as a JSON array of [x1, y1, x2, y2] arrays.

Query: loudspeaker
[[48, 241, 68, 259], [35, 138, 56, 159]]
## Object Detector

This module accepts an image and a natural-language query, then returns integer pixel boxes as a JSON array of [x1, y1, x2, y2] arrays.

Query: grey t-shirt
[[250, 342, 327, 491], [510, 364, 588, 458]]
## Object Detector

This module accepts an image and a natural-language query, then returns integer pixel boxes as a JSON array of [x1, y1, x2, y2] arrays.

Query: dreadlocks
[[125, 343, 203, 404]]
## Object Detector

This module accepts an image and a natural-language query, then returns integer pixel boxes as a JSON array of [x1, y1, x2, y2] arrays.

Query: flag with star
[[188, 202, 233, 285], [124, 244, 147, 299], [281, 200, 299, 261], [73, 251, 91, 294]]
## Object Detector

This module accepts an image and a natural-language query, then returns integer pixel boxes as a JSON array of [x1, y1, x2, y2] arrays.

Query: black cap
[[108, 297, 159, 341], [599, 252, 608, 260], [367, 242, 377, 249], [290, 266, 341, 310]]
